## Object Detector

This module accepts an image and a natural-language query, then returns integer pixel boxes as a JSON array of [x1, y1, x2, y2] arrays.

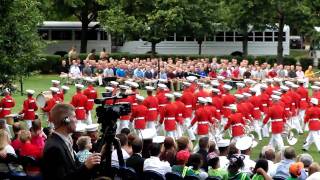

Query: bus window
[[235, 32, 243, 41], [264, 32, 273, 42], [166, 33, 175, 41], [87, 30, 98, 40], [206, 35, 214, 41], [254, 32, 263, 41], [176, 34, 184, 41], [100, 31, 108, 40], [225, 32, 234, 42], [248, 32, 253, 41], [51, 30, 72, 40], [38, 30, 49, 40], [215, 32, 224, 42], [186, 36, 194, 41]]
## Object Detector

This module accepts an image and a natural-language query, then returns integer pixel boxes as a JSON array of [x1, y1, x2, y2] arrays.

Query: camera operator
[[41, 103, 101, 180]]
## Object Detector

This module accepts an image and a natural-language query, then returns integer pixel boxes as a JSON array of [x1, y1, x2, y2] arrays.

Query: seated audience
[[143, 143, 171, 176], [30, 120, 46, 150], [172, 150, 193, 177], [111, 133, 130, 167], [76, 136, 92, 163], [159, 136, 177, 166], [187, 153, 208, 180], [207, 152, 228, 180], [197, 137, 209, 171], [273, 147, 296, 179], [126, 138, 145, 178], [251, 159, 272, 180], [288, 162, 304, 180], [227, 154, 250, 180], [19, 130, 42, 159], [0, 129, 15, 156]]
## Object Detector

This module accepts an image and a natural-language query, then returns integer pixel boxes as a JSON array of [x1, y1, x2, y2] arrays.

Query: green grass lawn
[[8, 74, 320, 162]]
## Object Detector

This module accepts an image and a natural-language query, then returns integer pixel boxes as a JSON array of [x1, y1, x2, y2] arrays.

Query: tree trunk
[[151, 42, 157, 56], [242, 30, 248, 57], [198, 40, 203, 55], [19, 76, 23, 96], [80, 19, 89, 53], [277, 15, 285, 64]]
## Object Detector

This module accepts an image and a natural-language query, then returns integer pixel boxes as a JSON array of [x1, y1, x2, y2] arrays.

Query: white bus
[[39, 21, 290, 56]]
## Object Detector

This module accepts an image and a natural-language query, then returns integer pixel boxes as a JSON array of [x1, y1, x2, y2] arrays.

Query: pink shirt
[[31, 134, 45, 150]]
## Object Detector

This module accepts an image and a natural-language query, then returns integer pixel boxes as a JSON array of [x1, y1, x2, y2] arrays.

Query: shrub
[[37, 54, 61, 73], [299, 57, 313, 71]]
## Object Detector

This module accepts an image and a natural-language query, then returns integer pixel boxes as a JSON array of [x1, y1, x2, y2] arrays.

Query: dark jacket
[[197, 149, 208, 171], [126, 153, 145, 178], [41, 133, 92, 180]]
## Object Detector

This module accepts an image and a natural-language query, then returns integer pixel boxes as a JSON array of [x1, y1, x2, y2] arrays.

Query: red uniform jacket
[[193, 89, 210, 110], [249, 95, 262, 119], [57, 90, 64, 102], [160, 102, 178, 131], [70, 92, 88, 120], [42, 94, 61, 122], [206, 104, 221, 124], [287, 90, 301, 116], [259, 92, 270, 113], [142, 95, 159, 121], [173, 100, 186, 124], [21, 97, 38, 120], [265, 85, 274, 96], [131, 104, 148, 129], [281, 94, 293, 118], [237, 102, 250, 120], [83, 85, 98, 111], [297, 86, 309, 110], [221, 93, 236, 118], [191, 105, 213, 135], [263, 102, 286, 134], [0, 95, 15, 118], [180, 90, 194, 118], [156, 91, 169, 115], [212, 96, 223, 113], [224, 113, 245, 137], [304, 106, 320, 131]]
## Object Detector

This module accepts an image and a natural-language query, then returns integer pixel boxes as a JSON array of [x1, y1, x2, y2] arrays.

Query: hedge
[[34, 53, 313, 74]]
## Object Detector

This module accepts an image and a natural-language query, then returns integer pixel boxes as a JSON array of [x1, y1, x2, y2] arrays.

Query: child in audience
[[207, 152, 228, 180], [172, 150, 193, 177], [76, 136, 92, 163], [188, 153, 208, 180], [30, 120, 46, 150], [227, 154, 250, 180], [251, 159, 272, 180]]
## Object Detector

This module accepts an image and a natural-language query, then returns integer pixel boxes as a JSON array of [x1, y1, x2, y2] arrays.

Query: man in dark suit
[[126, 137, 145, 178], [197, 137, 209, 171], [41, 103, 101, 180]]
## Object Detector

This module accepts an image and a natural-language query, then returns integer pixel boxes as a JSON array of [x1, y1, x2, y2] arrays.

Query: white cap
[[284, 81, 293, 86], [105, 86, 114, 92], [217, 76, 224, 80], [212, 88, 220, 93], [235, 136, 254, 150], [314, 82, 320, 86], [50, 87, 60, 92], [280, 85, 289, 91], [86, 124, 99, 132], [129, 82, 139, 88], [272, 90, 282, 96], [158, 83, 167, 89], [26, 89, 35, 95], [235, 94, 244, 99], [139, 128, 157, 140], [297, 79, 305, 83], [119, 85, 129, 90], [260, 84, 268, 89], [75, 84, 84, 89], [110, 81, 119, 86], [271, 95, 281, 100], [75, 123, 87, 133], [51, 80, 60, 84], [145, 86, 155, 91], [311, 86, 320, 90], [124, 80, 131, 85], [236, 83, 245, 88], [217, 139, 230, 147], [311, 98, 318, 105], [274, 78, 282, 83], [165, 93, 174, 99], [291, 84, 299, 88], [249, 88, 256, 92], [183, 82, 191, 87], [206, 97, 213, 103], [266, 79, 274, 83], [85, 77, 95, 83], [173, 92, 182, 98], [197, 82, 205, 87], [228, 104, 237, 111], [152, 136, 165, 143], [243, 93, 252, 98], [211, 80, 220, 87], [61, 85, 70, 90], [198, 97, 207, 104], [186, 76, 197, 82], [223, 84, 232, 90], [136, 95, 145, 101], [158, 79, 168, 83]]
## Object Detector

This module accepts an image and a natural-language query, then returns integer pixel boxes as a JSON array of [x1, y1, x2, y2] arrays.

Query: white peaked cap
[[311, 98, 318, 105], [145, 86, 155, 91], [124, 80, 131, 85], [235, 94, 244, 99], [280, 85, 289, 91], [211, 88, 220, 93], [186, 76, 197, 82], [217, 139, 230, 147], [297, 79, 305, 83], [61, 85, 70, 90], [266, 79, 274, 83], [105, 86, 114, 91], [236, 83, 245, 87], [274, 78, 282, 82], [291, 84, 299, 88], [284, 81, 293, 86], [236, 136, 253, 150], [86, 124, 99, 132], [129, 82, 139, 88], [223, 84, 232, 90], [173, 92, 182, 98], [75, 123, 87, 133], [158, 83, 167, 89], [51, 80, 60, 84], [272, 90, 282, 96], [85, 77, 95, 83], [271, 95, 281, 100], [139, 128, 157, 140], [211, 81, 220, 87], [228, 104, 237, 110], [75, 84, 84, 89], [217, 76, 224, 80], [311, 86, 320, 90], [158, 79, 168, 83], [243, 93, 252, 97], [119, 85, 129, 90], [314, 82, 320, 86], [26, 89, 35, 95], [110, 81, 119, 86], [136, 95, 145, 101], [183, 82, 191, 86], [165, 93, 174, 99], [152, 136, 166, 143], [198, 97, 207, 104], [50, 87, 60, 92], [206, 97, 213, 103], [197, 82, 205, 87], [249, 88, 256, 92], [260, 84, 268, 89]]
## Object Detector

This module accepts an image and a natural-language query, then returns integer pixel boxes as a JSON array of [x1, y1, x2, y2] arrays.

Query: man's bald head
[[51, 103, 75, 128]]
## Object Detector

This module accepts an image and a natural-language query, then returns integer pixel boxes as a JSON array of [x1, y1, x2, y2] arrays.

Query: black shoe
[[302, 148, 308, 152]]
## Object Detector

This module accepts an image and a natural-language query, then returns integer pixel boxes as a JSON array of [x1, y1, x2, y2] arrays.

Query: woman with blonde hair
[[0, 129, 16, 157]]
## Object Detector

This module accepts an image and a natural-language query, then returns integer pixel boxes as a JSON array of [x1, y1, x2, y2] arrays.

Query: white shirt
[[267, 160, 275, 176], [4, 144, 15, 155], [296, 70, 305, 78], [242, 155, 256, 175], [306, 172, 320, 180], [111, 148, 130, 167], [143, 156, 171, 176], [219, 156, 229, 170], [69, 65, 81, 77]]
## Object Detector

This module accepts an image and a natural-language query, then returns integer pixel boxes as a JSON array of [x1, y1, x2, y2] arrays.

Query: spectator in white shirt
[[111, 134, 131, 167], [235, 136, 256, 176], [143, 143, 171, 176], [69, 60, 82, 78]]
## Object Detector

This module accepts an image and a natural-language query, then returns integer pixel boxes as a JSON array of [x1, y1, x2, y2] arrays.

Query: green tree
[[0, 0, 44, 94]]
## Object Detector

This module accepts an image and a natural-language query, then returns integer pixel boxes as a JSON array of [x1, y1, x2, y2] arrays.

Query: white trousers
[[231, 136, 242, 144], [253, 120, 262, 140], [269, 133, 284, 150], [176, 124, 183, 138], [303, 130, 320, 151], [25, 120, 32, 129], [166, 130, 176, 139], [86, 110, 93, 125], [262, 114, 270, 138], [117, 120, 130, 134], [291, 115, 303, 133], [185, 117, 196, 141], [299, 110, 308, 131], [146, 121, 156, 130]]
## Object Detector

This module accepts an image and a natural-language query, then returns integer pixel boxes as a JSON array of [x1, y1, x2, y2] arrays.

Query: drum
[[5, 114, 18, 125], [36, 91, 52, 108]]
